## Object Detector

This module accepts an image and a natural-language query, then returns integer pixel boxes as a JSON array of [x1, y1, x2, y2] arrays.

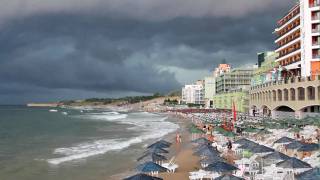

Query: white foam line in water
[[47, 112, 179, 165]]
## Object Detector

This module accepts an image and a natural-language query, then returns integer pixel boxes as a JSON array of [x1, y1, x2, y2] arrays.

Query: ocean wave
[[47, 112, 179, 165], [73, 112, 127, 121]]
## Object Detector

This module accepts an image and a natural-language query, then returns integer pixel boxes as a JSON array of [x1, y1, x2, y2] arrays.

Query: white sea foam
[[47, 112, 179, 165], [73, 111, 128, 121]]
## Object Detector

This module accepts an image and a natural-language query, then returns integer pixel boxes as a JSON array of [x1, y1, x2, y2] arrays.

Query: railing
[[312, 15, 319, 20], [313, 42, 320, 46], [276, 35, 300, 49], [250, 75, 320, 90], [312, 28, 320, 33], [277, 46, 301, 58], [277, 23, 300, 38], [313, 55, 320, 59], [278, 8, 300, 27]]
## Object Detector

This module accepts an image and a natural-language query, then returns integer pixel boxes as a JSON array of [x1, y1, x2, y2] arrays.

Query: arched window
[[298, 87, 305, 101], [278, 89, 282, 101], [290, 88, 295, 101], [307, 86, 315, 100], [284, 89, 289, 101], [273, 90, 277, 101]]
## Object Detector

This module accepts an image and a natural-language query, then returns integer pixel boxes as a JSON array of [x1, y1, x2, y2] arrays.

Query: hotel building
[[275, 0, 320, 78], [250, 0, 320, 119], [181, 80, 205, 105]]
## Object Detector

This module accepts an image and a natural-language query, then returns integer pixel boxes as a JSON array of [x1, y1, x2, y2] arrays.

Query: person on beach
[[176, 132, 182, 143], [316, 129, 320, 143], [227, 138, 232, 150]]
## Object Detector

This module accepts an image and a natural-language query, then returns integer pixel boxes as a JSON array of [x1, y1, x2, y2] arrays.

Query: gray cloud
[[0, 0, 294, 24], [0, 0, 296, 104]]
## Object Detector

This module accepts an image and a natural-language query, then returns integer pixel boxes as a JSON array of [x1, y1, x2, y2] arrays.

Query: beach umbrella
[[286, 141, 305, 150], [233, 138, 254, 145], [276, 157, 312, 169], [273, 137, 295, 144], [238, 142, 259, 150], [157, 140, 171, 146], [297, 143, 320, 152], [194, 146, 221, 157], [123, 173, 163, 180], [262, 151, 290, 161], [147, 141, 170, 149], [204, 161, 239, 173], [296, 167, 320, 180], [192, 137, 211, 145], [136, 162, 167, 173], [200, 155, 225, 165], [137, 152, 167, 162], [145, 147, 169, 154], [250, 145, 274, 154], [214, 174, 245, 180]]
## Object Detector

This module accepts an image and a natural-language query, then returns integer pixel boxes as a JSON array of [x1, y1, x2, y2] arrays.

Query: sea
[[0, 105, 179, 180]]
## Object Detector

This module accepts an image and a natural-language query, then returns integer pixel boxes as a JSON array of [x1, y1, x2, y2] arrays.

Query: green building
[[213, 91, 249, 112], [215, 67, 254, 94]]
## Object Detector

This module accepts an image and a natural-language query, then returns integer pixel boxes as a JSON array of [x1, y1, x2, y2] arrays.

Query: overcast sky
[[0, 0, 296, 104]]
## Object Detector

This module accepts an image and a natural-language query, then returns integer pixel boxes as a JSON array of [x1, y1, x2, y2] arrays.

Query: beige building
[[250, 0, 320, 119]]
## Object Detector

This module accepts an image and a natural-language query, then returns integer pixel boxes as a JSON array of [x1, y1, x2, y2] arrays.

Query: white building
[[274, 0, 320, 78], [204, 76, 216, 107], [182, 84, 205, 105]]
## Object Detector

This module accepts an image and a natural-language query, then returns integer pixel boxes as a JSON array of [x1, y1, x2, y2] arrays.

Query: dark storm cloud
[[0, 0, 296, 103]]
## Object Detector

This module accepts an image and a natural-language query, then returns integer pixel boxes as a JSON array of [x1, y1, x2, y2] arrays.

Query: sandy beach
[[159, 115, 201, 180]]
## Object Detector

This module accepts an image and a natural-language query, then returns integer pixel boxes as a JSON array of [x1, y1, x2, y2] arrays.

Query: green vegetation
[[60, 93, 164, 106], [164, 99, 179, 105]]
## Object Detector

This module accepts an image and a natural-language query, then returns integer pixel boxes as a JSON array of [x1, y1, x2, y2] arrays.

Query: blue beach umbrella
[[285, 141, 305, 150], [136, 162, 167, 173], [214, 174, 245, 180], [192, 137, 211, 145], [205, 161, 239, 173], [274, 137, 295, 144], [250, 145, 274, 153], [145, 147, 169, 154], [233, 138, 254, 145], [262, 151, 290, 161], [123, 173, 163, 180], [296, 167, 320, 180], [276, 157, 312, 169], [194, 146, 220, 157], [200, 155, 225, 165], [147, 141, 170, 149], [238, 142, 259, 150], [137, 152, 167, 162], [297, 143, 320, 152]]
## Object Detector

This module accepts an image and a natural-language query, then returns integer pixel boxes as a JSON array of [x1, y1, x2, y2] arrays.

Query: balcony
[[276, 36, 300, 51], [312, 15, 320, 21], [278, 45, 301, 58], [277, 5, 300, 27], [313, 54, 320, 59], [312, 28, 320, 33], [276, 22, 300, 38]]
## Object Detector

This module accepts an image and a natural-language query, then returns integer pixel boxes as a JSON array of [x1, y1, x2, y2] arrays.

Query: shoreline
[[109, 113, 195, 180]]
